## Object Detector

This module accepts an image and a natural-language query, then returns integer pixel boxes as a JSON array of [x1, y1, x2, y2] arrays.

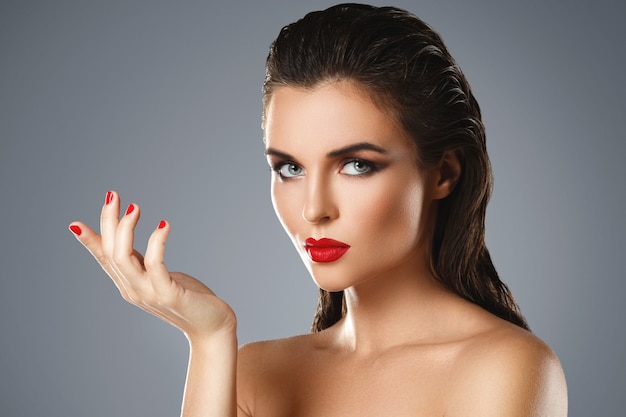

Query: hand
[[68, 191, 236, 342]]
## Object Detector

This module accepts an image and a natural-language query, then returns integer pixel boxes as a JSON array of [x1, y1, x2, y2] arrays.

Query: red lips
[[305, 238, 350, 263]]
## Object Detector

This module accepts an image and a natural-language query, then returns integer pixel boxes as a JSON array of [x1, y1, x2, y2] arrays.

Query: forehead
[[263, 81, 412, 155]]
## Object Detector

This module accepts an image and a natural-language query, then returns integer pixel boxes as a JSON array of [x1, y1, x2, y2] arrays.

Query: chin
[[308, 269, 359, 293], [311, 277, 345, 293], [316, 283, 349, 293]]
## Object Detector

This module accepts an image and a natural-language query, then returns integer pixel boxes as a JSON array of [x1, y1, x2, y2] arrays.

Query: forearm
[[181, 331, 238, 417]]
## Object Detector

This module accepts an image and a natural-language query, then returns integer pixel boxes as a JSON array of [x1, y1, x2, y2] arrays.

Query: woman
[[69, 4, 567, 416]]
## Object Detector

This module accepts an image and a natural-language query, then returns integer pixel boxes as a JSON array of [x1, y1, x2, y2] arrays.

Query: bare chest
[[252, 347, 457, 417]]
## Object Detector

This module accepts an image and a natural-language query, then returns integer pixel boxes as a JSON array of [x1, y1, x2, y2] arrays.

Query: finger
[[112, 202, 144, 275], [98, 191, 137, 293], [100, 190, 120, 259], [68, 221, 99, 253], [68, 221, 131, 297], [144, 219, 173, 290], [68, 221, 107, 266]]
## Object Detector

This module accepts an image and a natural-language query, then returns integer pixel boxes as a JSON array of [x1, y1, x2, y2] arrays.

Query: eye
[[341, 159, 374, 176], [276, 163, 304, 178]]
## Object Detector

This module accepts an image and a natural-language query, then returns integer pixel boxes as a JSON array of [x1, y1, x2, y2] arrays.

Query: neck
[[333, 259, 467, 355]]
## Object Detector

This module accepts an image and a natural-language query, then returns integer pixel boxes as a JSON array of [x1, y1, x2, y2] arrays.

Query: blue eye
[[341, 160, 373, 176], [277, 163, 304, 178]]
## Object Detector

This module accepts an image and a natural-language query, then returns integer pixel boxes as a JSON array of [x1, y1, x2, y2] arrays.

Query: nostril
[[302, 179, 339, 223], [302, 203, 337, 224]]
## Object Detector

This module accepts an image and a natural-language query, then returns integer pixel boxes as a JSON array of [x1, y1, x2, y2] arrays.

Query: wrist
[[186, 326, 238, 351]]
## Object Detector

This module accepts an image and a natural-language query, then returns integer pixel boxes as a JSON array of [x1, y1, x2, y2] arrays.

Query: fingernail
[[69, 225, 82, 236], [126, 204, 134, 215], [158, 220, 166, 229], [105, 191, 113, 205]]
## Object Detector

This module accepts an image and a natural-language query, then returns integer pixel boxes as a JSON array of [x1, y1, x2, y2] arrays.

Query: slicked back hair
[[264, 3, 528, 332]]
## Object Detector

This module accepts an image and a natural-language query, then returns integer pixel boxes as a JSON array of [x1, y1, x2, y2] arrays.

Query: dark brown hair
[[264, 3, 528, 331]]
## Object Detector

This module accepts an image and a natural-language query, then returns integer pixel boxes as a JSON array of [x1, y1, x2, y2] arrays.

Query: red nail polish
[[69, 225, 82, 236], [105, 191, 113, 205], [158, 220, 166, 229], [126, 204, 134, 215]]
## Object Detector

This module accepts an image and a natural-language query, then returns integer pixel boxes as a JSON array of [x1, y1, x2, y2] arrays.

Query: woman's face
[[264, 81, 437, 292]]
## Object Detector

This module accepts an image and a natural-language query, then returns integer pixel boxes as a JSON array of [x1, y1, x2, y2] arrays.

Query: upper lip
[[305, 238, 350, 248]]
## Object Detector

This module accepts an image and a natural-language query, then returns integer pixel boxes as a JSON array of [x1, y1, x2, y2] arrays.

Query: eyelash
[[271, 161, 303, 179], [341, 159, 379, 176], [271, 159, 380, 180]]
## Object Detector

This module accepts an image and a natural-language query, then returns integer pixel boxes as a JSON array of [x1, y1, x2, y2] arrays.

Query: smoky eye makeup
[[265, 142, 390, 180], [272, 161, 305, 179], [339, 158, 381, 176]]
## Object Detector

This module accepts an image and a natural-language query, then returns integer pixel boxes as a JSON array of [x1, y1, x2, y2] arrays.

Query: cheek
[[271, 181, 299, 236], [357, 180, 424, 245]]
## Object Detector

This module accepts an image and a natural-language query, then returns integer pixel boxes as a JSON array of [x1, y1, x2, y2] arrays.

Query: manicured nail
[[126, 204, 134, 215], [69, 225, 82, 236], [158, 220, 166, 229], [105, 191, 113, 205]]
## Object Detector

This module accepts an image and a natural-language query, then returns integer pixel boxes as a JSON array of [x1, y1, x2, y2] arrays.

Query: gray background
[[1, 0, 624, 415]]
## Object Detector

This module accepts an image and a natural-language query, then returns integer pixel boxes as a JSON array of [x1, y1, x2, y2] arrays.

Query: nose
[[302, 175, 339, 224]]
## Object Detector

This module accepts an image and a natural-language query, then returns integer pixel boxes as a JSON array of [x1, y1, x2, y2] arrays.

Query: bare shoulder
[[237, 332, 322, 383], [236, 334, 318, 415], [447, 322, 568, 417], [238, 332, 315, 372], [237, 336, 297, 386]]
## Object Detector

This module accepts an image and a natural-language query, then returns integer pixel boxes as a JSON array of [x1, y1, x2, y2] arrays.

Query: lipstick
[[304, 238, 350, 263]]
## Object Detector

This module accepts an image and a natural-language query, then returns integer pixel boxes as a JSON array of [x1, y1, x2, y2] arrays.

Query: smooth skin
[[70, 80, 567, 417], [69, 194, 238, 416]]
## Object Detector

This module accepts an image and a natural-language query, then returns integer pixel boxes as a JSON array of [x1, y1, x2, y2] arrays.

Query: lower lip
[[305, 246, 349, 263]]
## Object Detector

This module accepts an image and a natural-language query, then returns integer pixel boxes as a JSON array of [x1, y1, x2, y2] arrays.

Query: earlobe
[[432, 149, 462, 200]]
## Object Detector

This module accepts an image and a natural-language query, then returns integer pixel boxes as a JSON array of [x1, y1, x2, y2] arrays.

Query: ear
[[431, 149, 462, 200]]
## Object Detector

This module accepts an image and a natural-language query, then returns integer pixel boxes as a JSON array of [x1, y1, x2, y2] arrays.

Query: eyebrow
[[327, 142, 388, 158], [265, 142, 388, 160]]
